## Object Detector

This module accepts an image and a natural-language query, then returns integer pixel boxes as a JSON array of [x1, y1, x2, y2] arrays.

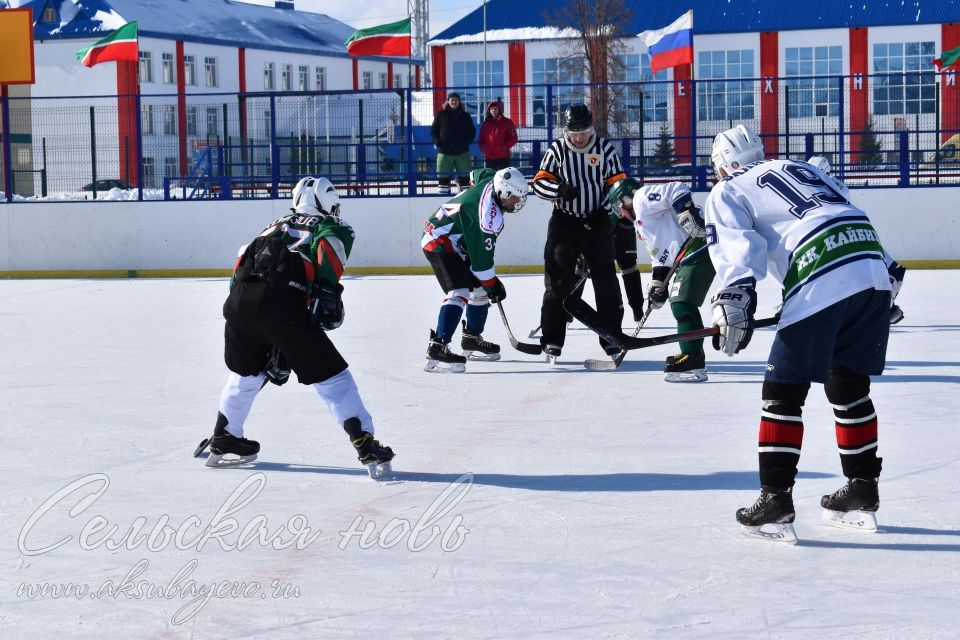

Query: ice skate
[[205, 418, 260, 467], [543, 343, 561, 365], [460, 321, 501, 361], [821, 478, 879, 532], [663, 350, 708, 383], [424, 330, 466, 373], [736, 486, 797, 544], [351, 432, 395, 480]]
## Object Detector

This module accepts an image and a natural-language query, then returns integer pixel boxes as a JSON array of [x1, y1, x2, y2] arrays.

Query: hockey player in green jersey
[[422, 167, 530, 372], [198, 176, 394, 478]]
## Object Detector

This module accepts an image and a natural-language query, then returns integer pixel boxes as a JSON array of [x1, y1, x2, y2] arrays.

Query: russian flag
[[638, 10, 694, 73]]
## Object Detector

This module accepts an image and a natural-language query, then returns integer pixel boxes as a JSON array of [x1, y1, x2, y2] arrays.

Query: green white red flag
[[932, 44, 960, 72], [76, 21, 138, 67], [345, 17, 411, 57]]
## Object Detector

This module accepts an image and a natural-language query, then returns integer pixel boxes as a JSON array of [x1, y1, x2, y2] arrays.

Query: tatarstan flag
[[932, 44, 960, 72], [76, 21, 138, 68], [345, 17, 411, 57]]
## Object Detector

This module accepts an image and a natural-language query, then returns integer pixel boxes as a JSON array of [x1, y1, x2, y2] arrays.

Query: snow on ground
[[0, 271, 957, 639]]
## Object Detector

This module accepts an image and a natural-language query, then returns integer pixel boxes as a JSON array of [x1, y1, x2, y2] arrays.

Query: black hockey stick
[[495, 301, 543, 354], [584, 238, 695, 371], [564, 296, 778, 351], [528, 269, 590, 338]]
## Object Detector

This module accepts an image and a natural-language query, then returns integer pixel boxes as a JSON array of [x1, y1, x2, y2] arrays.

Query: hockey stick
[[584, 238, 695, 371], [495, 301, 543, 355], [530, 269, 591, 338], [564, 295, 778, 351]]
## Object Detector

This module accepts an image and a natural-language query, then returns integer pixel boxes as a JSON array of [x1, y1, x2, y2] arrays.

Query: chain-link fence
[[1, 72, 957, 203]]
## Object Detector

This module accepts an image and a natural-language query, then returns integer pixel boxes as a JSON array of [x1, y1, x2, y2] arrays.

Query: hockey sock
[[465, 301, 490, 334], [825, 367, 882, 479], [671, 301, 705, 354], [219, 371, 266, 437], [436, 290, 468, 342], [313, 369, 374, 434], [758, 381, 810, 488]]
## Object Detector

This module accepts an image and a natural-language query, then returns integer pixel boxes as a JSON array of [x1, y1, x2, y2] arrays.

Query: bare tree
[[543, 0, 634, 137]]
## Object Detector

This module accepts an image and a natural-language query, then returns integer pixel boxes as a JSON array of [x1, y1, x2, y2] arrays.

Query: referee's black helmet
[[563, 104, 593, 132]]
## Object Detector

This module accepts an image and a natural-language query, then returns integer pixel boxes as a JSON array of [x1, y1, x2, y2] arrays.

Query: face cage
[[499, 191, 527, 212], [565, 127, 595, 147]]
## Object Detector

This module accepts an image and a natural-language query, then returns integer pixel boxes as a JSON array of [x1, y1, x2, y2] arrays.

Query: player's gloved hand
[[646, 266, 671, 310], [887, 261, 906, 324], [710, 284, 757, 356], [574, 254, 591, 279], [264, 346, 290, 386], [483, 277, 506, 303], [309, 279, 345, 330], [677, 203, 706, 238], [556, 182, 580, 202]]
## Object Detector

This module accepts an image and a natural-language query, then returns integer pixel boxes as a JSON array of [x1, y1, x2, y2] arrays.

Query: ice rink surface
[[1, 271, 957, 639]]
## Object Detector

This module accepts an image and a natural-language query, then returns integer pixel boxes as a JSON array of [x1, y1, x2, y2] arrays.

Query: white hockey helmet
[[291, 176, 341, 217], [711, 125, 764, 177], [807, 155, 832, 175], [492, 167, 529, 212]]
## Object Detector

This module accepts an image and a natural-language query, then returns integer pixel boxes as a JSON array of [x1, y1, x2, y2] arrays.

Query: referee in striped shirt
[[533, 104, 627, 358]]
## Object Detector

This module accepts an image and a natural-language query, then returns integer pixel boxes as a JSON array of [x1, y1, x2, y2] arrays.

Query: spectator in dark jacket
[[431, 92, 476, 195], [478, 99, 518, 171]]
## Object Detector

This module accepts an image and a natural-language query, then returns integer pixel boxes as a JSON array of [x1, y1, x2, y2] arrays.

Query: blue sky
[[238, 0, 479, 35]]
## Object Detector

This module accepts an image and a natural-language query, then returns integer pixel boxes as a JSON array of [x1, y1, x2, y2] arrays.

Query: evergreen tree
[[652, 123, 674, 167], [858, 115, 883, 166]]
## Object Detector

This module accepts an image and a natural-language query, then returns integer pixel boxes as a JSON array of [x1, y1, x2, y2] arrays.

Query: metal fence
[[2, 72, 958, 203]]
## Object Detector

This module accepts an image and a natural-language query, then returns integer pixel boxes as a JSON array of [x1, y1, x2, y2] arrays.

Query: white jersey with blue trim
[[633, 182, 706, 267], [703, 159, 892, 328]]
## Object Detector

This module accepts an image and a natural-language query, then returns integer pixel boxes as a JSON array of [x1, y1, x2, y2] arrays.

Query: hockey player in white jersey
[[705, 125, 896, 543], [608, 177, 715, 381]]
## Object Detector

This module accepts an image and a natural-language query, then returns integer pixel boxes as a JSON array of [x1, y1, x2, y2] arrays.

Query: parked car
[[81, 179, 134, 191]]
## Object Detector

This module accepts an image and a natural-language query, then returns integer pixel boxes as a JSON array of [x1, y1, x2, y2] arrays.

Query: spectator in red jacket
[[478, 100, 518, 171]]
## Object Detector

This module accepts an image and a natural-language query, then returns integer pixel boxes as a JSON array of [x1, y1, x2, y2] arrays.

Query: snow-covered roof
[[21, 0, 419, 61], [431, 0, 960, 43]]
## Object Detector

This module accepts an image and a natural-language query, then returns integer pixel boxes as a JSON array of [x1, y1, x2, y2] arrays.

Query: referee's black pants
[[540, 212, 624, 350]]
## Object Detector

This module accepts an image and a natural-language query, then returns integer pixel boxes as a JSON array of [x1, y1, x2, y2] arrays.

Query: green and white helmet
[[607, 176, 643, 208]]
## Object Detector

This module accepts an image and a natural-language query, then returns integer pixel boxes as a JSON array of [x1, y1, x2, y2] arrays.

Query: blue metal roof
[[21, 0, 409, 60], [432, 0, 960, 41]]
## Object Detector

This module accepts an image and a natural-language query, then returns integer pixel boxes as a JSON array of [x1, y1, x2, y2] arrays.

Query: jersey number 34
[[756, 164, 848, 219]]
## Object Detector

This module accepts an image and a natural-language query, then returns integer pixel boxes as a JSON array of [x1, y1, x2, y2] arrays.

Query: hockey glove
[[483, 277, 507, 303], [677, 203, 706, 238], [308, 279, 345, 330], [556, 182, 580, 202], [646, 266, 671, 310], [264, 346, 290, 386], [710, 285, 757, 356]]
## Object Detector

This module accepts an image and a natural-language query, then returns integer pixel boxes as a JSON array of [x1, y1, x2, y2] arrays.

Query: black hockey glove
[[677, 203, 706, 238], [556, 182, 580, 202], [646, 266, 671, 310], [309, 279, 345, 330], [264, 346, 290, 386], [483, 277, 506, 303], [710, 284, 757, 356]]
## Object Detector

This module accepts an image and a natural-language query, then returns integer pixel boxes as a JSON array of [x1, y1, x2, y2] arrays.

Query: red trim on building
[[238, 48, 248, 148], [849, 27, 869, 164], [759, 32, 779, 158], [415, 65, 421, 88], [176, 40, 188, 175], [115, 60, 139, 185], [941, 23, 960, 144], [352, 59, 359, 90], [431, 45, 447, 113], [673, 64, 692, 163], [507, 41, 526, 127], [387, 62, 394, 88]]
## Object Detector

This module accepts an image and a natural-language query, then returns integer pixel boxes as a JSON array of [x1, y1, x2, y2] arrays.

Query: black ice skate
[[663, 350, 708, 383], [424, 330, 466, 373], [460, 321, 501, 361], [736, 486, 797, 544], [205, 413, 260, 467], [344, 418, 395, 480], [543, 343, 562, 365], [821, 478, 879, 532]]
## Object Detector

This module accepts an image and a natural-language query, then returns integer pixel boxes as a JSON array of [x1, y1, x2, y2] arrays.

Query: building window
[[41, 6, 57, 22], [315, 66, 327, 91], [163, 105, 176, 135], [697, 49, 755, 121], [530, 57, 584, 127], [143, 157, 157, 187], [164, 157, 178, 179], [362, 71, 373, 89], [784, 46, 842, 118], [453, 59, 506, 120], [873, 41, 936, 115], [162, 53, 175, 84], [379, 72, 388, 89], [184, 55, 197, 86], [138, 52, 153, 83], [298, 65, 309, 91], [206, 107, 219, 137], [186, 107, 198, 136], [616, 53, 668, 123], [141, 104, 155, 134], [264, 63, 275, 90], [394, 73, 404, 88], [204, 57, 218, 87], [282, 64, 292, 91]]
